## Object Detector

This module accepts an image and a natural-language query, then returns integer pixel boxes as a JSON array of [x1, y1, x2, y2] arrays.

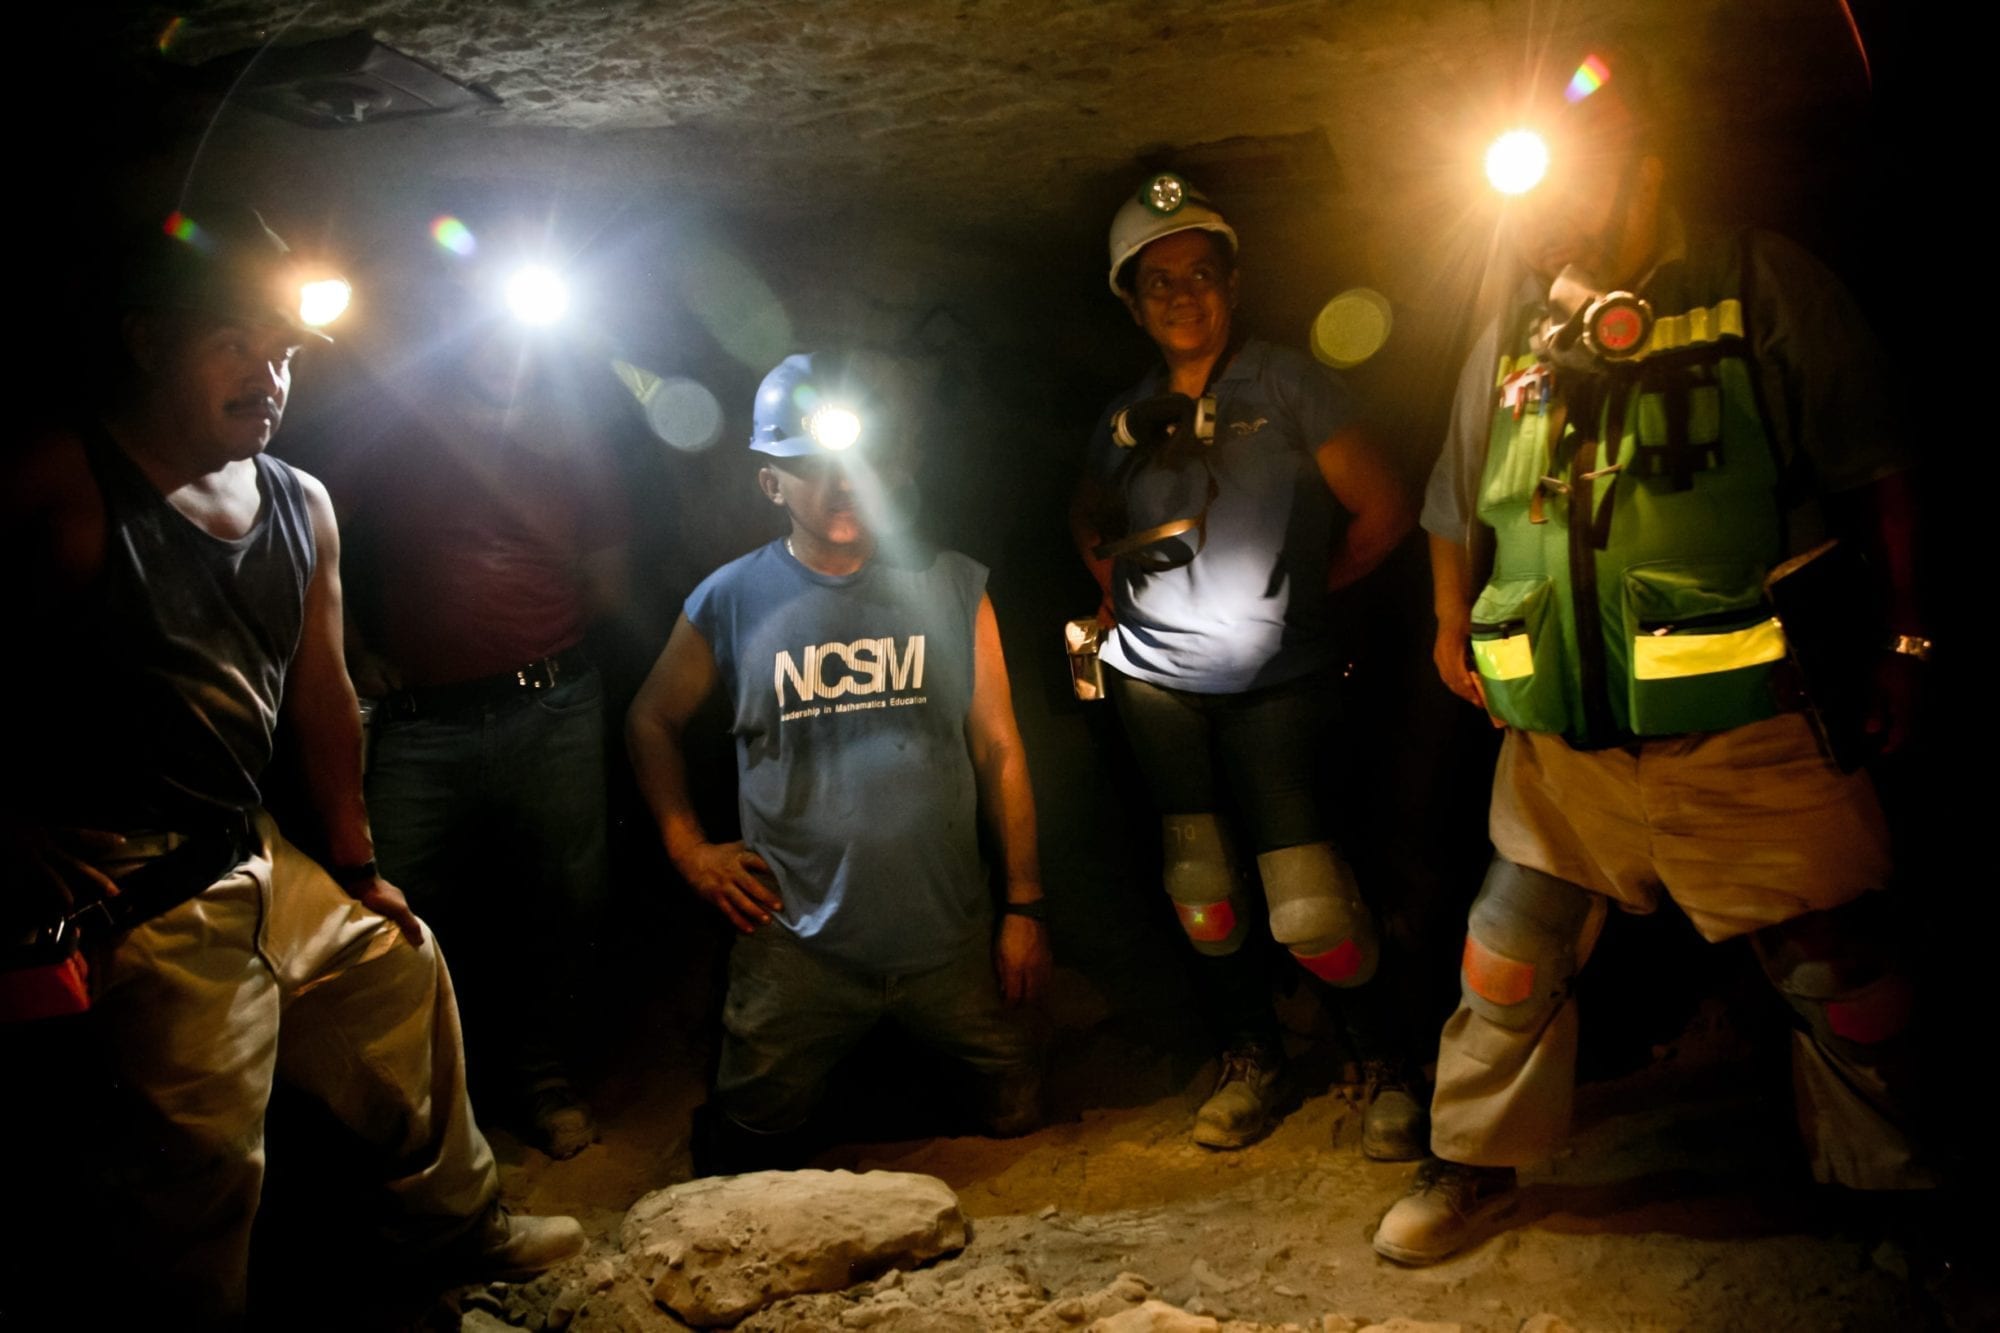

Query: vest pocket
[[1623, 561, 1785, 735], [1470, 576, 1568, 732]]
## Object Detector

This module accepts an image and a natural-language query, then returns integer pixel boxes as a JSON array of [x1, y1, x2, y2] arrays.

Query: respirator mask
[[1528, 264, 1653, 374]]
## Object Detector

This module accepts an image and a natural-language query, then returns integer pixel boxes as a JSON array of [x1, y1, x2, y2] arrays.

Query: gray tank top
[[41, 427, 317, 831]]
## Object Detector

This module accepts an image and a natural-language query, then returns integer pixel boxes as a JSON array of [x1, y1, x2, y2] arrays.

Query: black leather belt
[[379, 646, 592, 720]]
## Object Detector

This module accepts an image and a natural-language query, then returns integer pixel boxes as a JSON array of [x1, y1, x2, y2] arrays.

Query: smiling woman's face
[[1123, 229, 1237, 365]]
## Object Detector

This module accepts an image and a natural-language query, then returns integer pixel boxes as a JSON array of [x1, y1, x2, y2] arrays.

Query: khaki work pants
[[91, 811, 498, 1319], [1431, 714, 1929, 1190]]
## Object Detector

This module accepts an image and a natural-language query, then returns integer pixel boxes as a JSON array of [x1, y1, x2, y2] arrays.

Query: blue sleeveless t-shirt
[[684, 540, 988, 973]]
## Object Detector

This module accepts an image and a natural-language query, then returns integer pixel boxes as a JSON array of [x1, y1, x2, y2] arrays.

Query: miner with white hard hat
[[1074, 174, 1421, 1156]]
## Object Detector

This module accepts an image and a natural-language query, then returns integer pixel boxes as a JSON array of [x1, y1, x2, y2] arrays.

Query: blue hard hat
[[751, 352, 867, 457]]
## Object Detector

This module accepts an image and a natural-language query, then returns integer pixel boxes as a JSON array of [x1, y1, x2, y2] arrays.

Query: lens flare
[[298, 278, 352, 328], [504, 265, 568, 326], [430, 215, 477, 257], [157, 17, 186, 55], [162, 210, 202, 245], [1485, 130, 1550, 196], [1311, 288, 1393, 369], [807, 405, 861, 451], [1565, 54, 1612, 104]]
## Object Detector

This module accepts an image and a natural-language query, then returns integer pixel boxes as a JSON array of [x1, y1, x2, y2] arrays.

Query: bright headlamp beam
[[1485, 129, 1550, 197], [808, 405, 861, 451], [504, 265, 570, 326], [298, 278, 352, 328]]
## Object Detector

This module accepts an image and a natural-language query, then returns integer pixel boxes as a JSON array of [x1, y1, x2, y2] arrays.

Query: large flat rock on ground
[[621, 1169, 967, 1326]]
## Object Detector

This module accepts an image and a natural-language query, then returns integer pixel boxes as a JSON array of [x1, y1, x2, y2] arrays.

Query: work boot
[[1192, 1040, 1290, 1149], [1356, 1060, 1429, 1162], [526, 1077, 598, 1161], [974, 1065, 1046, 1139], [444, 1204, 587, 1280], [1372, 1158, 1518, 1265]]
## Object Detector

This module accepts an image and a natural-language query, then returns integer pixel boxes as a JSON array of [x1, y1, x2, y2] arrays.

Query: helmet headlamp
[[1143, 173, 1187, 216], [297, 276, 352, 329], [1485, 129, 1550, 197], [806, 404, 861, 451], [504, 265, 570, 327]]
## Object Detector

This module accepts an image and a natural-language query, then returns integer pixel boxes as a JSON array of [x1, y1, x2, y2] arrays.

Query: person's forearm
[[1861, 472, 1923, 636], [579, 544, 630, 621], [974, 741, 1043, 903], [625, 711, 711, 872], [287, 655, 375, 868], [1430, 531, 1475, 627], [1327, 498, 1415, 592], [1069, 481, 1115, 601]]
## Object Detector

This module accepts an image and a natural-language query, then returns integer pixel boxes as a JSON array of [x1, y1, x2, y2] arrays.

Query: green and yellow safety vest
[[1470, 241, 1792, 746]]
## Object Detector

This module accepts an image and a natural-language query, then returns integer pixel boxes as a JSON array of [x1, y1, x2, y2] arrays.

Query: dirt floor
[[447, 965, 1985, 1333]]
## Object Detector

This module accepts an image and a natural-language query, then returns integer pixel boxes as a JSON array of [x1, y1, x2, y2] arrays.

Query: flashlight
[[504, 265, 570, 326], [806, 404, 861, 451], [1485, 130, 1550, 196]]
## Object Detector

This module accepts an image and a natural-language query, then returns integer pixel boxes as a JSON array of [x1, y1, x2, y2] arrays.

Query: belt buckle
[[517, 656, 559, 692]]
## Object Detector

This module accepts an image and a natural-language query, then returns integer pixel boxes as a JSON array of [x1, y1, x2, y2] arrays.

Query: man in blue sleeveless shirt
[[627, 353, 1051, 1169], [2, 208, 580, 1320]]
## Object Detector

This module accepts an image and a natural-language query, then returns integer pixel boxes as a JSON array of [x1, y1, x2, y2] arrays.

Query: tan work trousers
[[91, 810, 498, 1319], [1431, 714, 1928, 1189]]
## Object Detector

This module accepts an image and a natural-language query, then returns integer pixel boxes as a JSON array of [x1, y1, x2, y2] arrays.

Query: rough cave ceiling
[[94, 0, 1878, 244]]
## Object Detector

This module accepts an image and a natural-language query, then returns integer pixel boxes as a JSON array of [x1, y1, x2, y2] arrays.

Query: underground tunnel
[[2, 2, 1981, 1329]]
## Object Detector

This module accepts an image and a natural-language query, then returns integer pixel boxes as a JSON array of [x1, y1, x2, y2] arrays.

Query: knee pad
[[1756, 898, 1914, 1058], [1258, 841, 1379, 987], [1163, 813, 1250, 956], [1460, 859, 1595, 1032]]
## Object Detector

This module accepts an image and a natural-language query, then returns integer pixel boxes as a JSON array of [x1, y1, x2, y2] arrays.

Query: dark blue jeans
[[1107, 665, 1337, 853], [365, 667, 610, 1097], [1109, 663, 1397, 1058]]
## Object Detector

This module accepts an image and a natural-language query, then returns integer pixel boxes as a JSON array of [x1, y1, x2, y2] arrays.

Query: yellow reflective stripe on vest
[[1631, 616, 1786, 680], [1639, 299, 1745, 356], [1473, 634, 1534, 681]]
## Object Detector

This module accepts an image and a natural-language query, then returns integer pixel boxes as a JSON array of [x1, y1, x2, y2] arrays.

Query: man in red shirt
[[335, 320, 631, 1159]]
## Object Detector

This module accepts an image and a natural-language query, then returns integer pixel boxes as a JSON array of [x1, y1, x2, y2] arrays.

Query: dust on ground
[[473, 982, 1977, 1333]]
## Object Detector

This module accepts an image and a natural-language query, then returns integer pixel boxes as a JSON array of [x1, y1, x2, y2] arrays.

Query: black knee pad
[[1459, 859, 1595, 1033], [1755, 895, 1913, 1062]]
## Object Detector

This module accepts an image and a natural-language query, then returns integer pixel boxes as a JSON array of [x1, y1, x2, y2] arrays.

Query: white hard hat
[[1106, 173, 1238, 296]]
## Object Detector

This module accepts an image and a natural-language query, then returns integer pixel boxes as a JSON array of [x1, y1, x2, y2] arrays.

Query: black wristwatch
[[1002, 898, 1048, 923]]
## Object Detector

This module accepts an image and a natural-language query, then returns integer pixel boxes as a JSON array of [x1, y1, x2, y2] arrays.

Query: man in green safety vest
[[1374, 48, 1936, 1265]]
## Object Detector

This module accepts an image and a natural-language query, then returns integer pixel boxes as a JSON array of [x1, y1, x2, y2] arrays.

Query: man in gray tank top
[[1, 207, 581, 1321]]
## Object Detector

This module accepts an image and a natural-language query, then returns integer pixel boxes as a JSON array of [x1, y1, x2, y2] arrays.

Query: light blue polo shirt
[[1087, 339, 1358, 694]]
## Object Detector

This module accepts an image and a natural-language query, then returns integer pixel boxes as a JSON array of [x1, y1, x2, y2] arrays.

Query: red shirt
[[341, 421, 627, 687]]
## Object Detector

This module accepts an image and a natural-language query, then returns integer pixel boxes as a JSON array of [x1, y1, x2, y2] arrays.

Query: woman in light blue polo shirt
[[1073, 174, 1418, 1156]]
